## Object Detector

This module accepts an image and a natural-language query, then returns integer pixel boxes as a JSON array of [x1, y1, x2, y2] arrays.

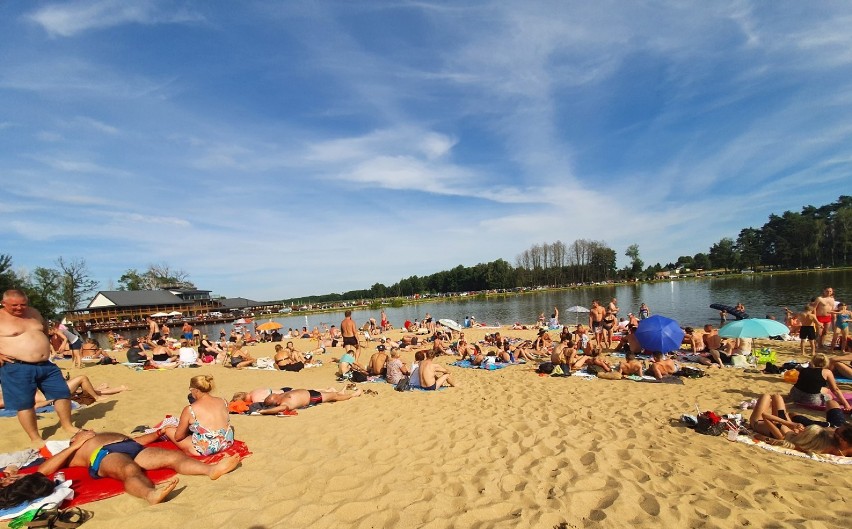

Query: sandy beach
[[2, 327, 851, 529]]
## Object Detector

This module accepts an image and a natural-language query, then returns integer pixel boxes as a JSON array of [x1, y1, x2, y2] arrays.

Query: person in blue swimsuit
[[30, 429, 241, 505], [831, 302, 850, 352]]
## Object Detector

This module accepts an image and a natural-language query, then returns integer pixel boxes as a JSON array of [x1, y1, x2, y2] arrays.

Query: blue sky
[[2, 1, 851, 301]]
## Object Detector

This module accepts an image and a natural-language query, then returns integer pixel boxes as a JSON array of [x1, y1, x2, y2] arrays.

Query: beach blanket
[[19, 440, 251, 508], [794, 392, 852, 411], [0, 481, 74, 521], [734, 435, 852, 465], [0, 402, 81, 418], [836, 378, 852, 385], [451, 360, 516, 370]]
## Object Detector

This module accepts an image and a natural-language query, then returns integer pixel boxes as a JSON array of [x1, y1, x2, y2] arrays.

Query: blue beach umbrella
[[718, 318, 789, 339], [635, 314, 685, 353]]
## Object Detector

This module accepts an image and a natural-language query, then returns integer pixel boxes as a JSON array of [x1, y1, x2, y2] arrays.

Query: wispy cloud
[[27, 0, 204, 37]]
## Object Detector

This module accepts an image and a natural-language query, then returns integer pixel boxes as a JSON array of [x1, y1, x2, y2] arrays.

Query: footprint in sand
[[639, 493, 661, 516], [579, 451, 596, 466]]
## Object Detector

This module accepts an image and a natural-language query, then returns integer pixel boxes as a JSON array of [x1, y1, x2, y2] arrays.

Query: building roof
[[217, 297, 265, 310], [87, 290, 191, 309]]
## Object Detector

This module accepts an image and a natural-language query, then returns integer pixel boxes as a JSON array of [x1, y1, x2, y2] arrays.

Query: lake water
[[102, 270, 850, 343]]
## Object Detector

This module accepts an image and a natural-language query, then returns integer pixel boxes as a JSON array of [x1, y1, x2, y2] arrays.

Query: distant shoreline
[[264, 266, 851, 319]]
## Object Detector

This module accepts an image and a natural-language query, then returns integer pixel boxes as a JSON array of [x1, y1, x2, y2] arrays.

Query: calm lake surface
[[105, 270, 851, 343]]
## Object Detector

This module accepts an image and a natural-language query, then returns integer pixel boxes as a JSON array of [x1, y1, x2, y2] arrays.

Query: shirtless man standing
[[146, 317, 160, 342], [340, 310, 360, 361], [814, 287, 836, 348], [588, 300, 606, 344], [419, 350, 457, 390], [37, 429, 240, 505], [0, 290, 77, 443]]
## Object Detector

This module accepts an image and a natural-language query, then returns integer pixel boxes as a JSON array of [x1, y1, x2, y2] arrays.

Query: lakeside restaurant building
[[65, 289, 230, 332]]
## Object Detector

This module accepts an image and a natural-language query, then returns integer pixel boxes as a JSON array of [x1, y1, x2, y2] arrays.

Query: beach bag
[[674, 366, 705, 378], [537, 362, 554, 374], [395, 376, 411, 392], [763, 362, 782, 374], [731, 355, 749, 368], [783, 369, 800, 384], [696, 411, 724, 436], [202, 354, 215, 364], [350, 371, 368, 383], [754, 348, 777, 365]]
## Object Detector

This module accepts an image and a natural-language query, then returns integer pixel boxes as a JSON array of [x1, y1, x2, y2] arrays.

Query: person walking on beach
[[341, 310, 360, 361], [638, 303, 650, 320], [813, 287, 836, 348], [0, 290, 77, 444]]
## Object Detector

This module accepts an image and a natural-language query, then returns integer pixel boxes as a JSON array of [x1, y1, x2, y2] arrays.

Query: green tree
[[56, 257, 99, 312], [709, 238, 738, 272], [693, 252, 711, 270], [0, 254, 16, 293], [625, 244, 643, 279], [736, 228, 762, 270], [25, 267, 62, 319]]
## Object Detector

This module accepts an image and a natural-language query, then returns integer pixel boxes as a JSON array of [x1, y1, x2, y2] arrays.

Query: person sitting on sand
[[125, 338, 152, 364], [571, 345, 612, 373], [507, 340, 538, 362], [199, 335, 227, 363], [27, 428, 240, 505], [273, 344, 304, 372], [789, 353, 851, 410], [648, 352, 676, 379], [701, 325, 726, 368], [419, 350, 457, 390], [618, 352, 644, 378], [385, 349, 409, 385], [408, 350, 426, 389], [163, 375, 234, 457], [177, 339, 198, 365], [620, 325, 642, 355], [748, 393, 852, 456], [337, 350, 367, 379], [258, 387, 362, 415], [681, 327, 718, 368], [573, 325, 592, 354], [227, 343, 255, 369], [368, 345, 389, 376]]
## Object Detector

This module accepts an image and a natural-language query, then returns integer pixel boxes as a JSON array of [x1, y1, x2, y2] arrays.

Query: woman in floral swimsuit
[[166, 375, 234, 456]]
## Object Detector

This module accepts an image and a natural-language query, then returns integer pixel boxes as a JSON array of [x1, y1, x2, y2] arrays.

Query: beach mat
[[20, 440, 250, 508], [836, 378, 852, 385], [734, 435, 852, 465], [794, 393, 852, 411]]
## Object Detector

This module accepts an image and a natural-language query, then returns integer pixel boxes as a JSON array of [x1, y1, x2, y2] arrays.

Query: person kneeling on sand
[[31, 429, 240, 505], [258, 387, 362, 415], [648, 352, 677, 380], [419, 350, 457, 390]]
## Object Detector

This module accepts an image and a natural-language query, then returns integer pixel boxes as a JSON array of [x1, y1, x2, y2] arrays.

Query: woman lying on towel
[[749, 393, 852, 456]]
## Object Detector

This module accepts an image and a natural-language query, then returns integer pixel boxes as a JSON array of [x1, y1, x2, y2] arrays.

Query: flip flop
[[276, 409, 298, 417], [53, 507, 93, 529], [25, 505, 58, 529]]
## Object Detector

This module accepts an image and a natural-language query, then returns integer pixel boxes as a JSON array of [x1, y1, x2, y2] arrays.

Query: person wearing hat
[[367, 343, 389, 377]]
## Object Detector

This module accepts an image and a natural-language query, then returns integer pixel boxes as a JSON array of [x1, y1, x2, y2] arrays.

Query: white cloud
[[27, 0, 205, 38]]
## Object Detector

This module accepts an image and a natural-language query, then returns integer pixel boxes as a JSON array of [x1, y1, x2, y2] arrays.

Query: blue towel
[[0, 401, 81, 418], [451, 360, 514, 370]]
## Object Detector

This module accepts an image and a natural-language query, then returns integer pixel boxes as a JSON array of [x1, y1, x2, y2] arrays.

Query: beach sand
[[2, 327, 851, 528]]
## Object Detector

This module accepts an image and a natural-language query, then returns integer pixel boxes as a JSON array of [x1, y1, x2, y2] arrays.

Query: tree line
[[4, 196, 849, 315]]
